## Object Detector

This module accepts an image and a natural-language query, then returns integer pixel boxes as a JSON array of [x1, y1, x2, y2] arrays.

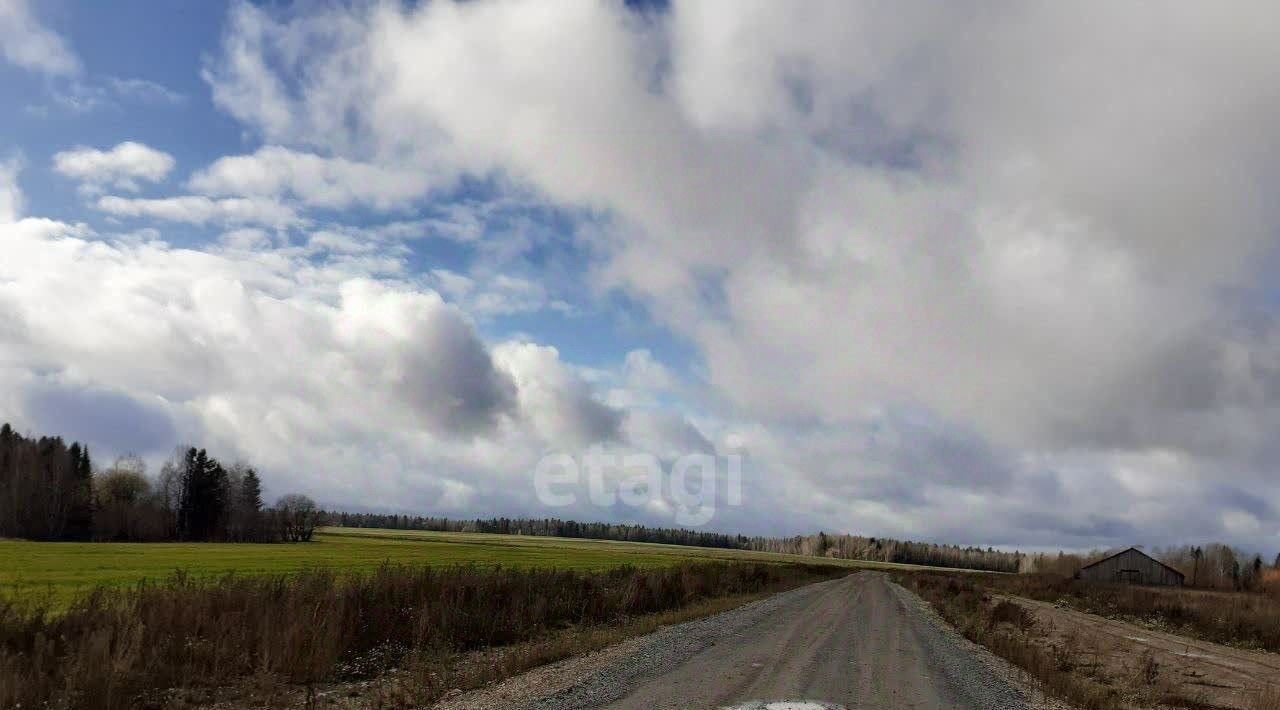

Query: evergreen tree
[[241, 468, 263, 512], [178, 448, 230, 541], [1, 423, 277, 542], [64, 442, 94, 541], [79, 445, 92, 479]]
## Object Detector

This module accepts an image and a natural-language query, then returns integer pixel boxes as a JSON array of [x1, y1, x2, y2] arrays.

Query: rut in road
[[498, 572, 1027, 710]]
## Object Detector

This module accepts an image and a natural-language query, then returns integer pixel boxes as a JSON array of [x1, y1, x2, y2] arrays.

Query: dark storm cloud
[[22, 380, 176, 454], [399, 310, 517, 436], [566, 394, 625, 445]]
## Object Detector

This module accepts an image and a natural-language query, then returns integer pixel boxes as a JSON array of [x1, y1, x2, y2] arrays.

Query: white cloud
[[107, 77, 185, 105], [493, 341, 623, 447], [306, 230, 371, 255], [0, 206, 647, 514], [623, 349, 677, 394], [194, 0, 1280, 547], [53, 142, 176, 192], [202, 1, 373, 151], [4, 150, 747, 527], [48, 83, 106, 114], [218, 228, 274, 251], [0, 156, 22, 223], [0, 0, 79, 76], [189, 146, 436, 210], [95, 195, 301, 228], [430, 268, 559, 317], [301, 3, 1280, 445], [27, 78, 185, 117]]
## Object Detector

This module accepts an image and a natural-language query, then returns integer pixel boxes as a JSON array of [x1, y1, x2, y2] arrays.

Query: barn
[[1078, 547, 1185, 586]]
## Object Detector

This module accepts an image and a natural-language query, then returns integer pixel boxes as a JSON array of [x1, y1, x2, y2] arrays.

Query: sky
[[2, 0, 1280, 552]]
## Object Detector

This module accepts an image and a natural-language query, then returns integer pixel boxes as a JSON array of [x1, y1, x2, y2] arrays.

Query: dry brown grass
[[1250, 686, 1280, 710], [900, 572, 1129, 710], [991, 574, 1280, 651], [1, 561, 842, 709], [350, 588, 791, 708], [901, 571, 1280, 710]]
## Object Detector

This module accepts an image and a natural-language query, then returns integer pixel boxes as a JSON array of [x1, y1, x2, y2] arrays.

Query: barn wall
[[1079, 549, 1183, 586]]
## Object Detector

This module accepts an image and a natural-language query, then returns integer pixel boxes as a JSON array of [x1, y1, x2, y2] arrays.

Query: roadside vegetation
[[0, 560, 844, 710], [900, 570, 1280, 710], [989, 573, 1280, 653], [900, 571, 1131, 710]]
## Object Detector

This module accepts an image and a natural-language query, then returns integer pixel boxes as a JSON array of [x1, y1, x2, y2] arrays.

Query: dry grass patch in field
[[991, 574, 1280, 652], [1, 561, 843, 709], [1249, 686, 1280, 710]]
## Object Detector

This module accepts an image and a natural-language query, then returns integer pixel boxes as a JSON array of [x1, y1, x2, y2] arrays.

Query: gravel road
[[441, 572, 1031, 710]]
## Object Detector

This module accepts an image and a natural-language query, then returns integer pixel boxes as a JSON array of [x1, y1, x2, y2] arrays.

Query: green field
[[0, 527, 929, 606]]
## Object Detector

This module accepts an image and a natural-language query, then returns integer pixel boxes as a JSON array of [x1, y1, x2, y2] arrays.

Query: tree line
[[0, 423, 318, 542], [1021, 542, 1278, 590], [1, 419, 1019, 572], [327, 512, 1025, 572], [742, 531, 1022, 572]]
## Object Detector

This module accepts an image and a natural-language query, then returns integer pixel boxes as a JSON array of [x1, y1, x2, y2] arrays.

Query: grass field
[[0, 526, 931, 605]]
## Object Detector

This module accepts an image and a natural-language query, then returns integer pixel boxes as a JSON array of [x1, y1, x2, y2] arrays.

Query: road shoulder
[[889, 580, 1073, 710]]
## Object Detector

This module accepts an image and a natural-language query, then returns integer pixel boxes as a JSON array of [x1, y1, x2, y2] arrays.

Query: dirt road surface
[[440, 572, 1031, 710], [1008, 594, 1280, 709]]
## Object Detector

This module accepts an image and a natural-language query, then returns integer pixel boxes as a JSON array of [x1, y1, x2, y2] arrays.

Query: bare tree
[[154, 447, 189, 540], [277, 494, 319, 542]]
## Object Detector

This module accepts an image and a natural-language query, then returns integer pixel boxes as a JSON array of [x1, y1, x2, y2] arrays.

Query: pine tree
[[178, 448, 230, 541], [235, 467, 264, 541], [241, 468, 263, 512], [64, 442, 94, 541], [79, 445, 92, 480]]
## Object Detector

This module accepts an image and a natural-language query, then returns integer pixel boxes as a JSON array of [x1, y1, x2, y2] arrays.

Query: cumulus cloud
[[0, 205, 642, 510], [53, 142, 176, 192], [494, 342, 624, 447], [334, 281, 517, 436], [95, 195, 300, 228], [0, 0, 79, 76], [5, 155, 722, 526], [189, 146, 437, 210], [192, 0, 1280, 548]]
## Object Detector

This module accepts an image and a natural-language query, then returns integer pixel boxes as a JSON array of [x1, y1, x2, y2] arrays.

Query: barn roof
[[1081, 546, 1186, 580]]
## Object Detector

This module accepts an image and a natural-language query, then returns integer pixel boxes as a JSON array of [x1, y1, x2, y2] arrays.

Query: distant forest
[[0, 423, 318, 542], [0, 422, 1022, 571], [10, 422, 1273, 583], [328, 512, 1026, 573]]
